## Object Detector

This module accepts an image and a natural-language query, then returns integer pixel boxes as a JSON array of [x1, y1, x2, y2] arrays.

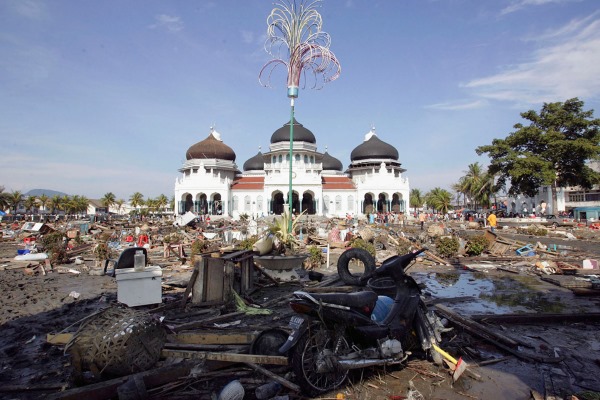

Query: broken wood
[[245, 362, 301, 392], [46, 333, 73, 346], [169, 332, 257, 345], [435, 304, 563, 363], [161, 349, 288, 365], [180, 261, 200, 308], [45, 362, 193, 400], [435, 304, 520, 348], [472, 312, 600, 324]]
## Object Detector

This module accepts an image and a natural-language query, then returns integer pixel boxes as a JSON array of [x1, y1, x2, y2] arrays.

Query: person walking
[[419, 212, 426, 231], [487, 211, 497, 233]]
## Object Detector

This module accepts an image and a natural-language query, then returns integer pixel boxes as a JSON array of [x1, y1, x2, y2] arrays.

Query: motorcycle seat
[[301, 290, 379, 308]]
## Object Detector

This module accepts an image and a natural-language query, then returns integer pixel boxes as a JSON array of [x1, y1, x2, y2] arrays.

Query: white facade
[[174, 125, 410, 219]]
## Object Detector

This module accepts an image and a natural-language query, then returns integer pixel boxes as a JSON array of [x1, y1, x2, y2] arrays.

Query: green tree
[[425, 187, 453, 214], [476, 98, 600, 211], [8, 191, 23, 214], [38, 194, 49, 214], [24, 195, 37, 214], [101, 192, 116, 211], [49, 195, 62, 214], [0, 186, 9, 211], [130, 192, 144, 210], [409, 188, 423, 214], [115, 199, 125, 215], [156, 194, 169, 213], [451, 177, 468, 208]]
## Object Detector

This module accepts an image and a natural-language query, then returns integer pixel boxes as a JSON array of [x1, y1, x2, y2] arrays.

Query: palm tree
[[49, 195, 62, 215], [24, 195, 37, 215], [145, 198, 157, 214], [476, 172, 498, 209], [451, 177, 469, 208], [464, 162, 485, 209], [425, 187, 453, 214], [409, 188, 423, 215], [8, 191, 23, 214], [0, 186, 10, 211], [115, 199, 125, 215], [130, 192, 144, 210], [156, 194, 169, 213], [38, 194, 49, 214], [101, 192, 116, 211]]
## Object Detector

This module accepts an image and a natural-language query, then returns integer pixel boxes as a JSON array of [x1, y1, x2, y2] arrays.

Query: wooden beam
[[45, 363, 193, 400], [245, 362, 300, 392], [161, 349, 288, 365], [169, 332, 257, 345], [472, 312, 600, 324]]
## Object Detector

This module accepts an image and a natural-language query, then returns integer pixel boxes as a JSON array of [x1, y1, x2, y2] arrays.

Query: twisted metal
[[259, 0, 341, 97]]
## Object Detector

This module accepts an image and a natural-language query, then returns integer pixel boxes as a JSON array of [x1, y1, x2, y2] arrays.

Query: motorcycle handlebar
[[359, 248, 428, 284]]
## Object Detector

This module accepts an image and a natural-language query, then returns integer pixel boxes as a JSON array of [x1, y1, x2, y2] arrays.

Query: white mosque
[[174, 119, 410, 219]]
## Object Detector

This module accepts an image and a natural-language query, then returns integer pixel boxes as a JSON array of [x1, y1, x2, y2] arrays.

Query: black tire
[[290, 326, 350, 397], [337, 248, 376, 286]]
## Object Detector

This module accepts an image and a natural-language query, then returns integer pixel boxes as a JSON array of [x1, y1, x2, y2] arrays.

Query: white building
[[174, 120, 410, 219]]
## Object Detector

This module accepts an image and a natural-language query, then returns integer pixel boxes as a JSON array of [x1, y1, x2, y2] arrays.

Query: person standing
[[419, 212, 426, 230], [487, 211, 497, 233]]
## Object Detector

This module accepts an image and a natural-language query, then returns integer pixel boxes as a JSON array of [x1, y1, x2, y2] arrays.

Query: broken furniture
[[191, 250, 255, 305], [104, 247, 148, 277]]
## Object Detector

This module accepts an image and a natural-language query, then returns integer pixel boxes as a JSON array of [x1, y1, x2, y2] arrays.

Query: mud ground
[[1, 230, 600, 400]]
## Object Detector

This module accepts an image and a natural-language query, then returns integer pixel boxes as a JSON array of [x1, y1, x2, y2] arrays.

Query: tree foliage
[[425, 187, 452, 214], [476, 98, 600, 205], [409, 188, 423, 213]]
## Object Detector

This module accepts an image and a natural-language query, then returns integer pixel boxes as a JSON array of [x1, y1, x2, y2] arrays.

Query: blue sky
[[1, 0, 599, 201]]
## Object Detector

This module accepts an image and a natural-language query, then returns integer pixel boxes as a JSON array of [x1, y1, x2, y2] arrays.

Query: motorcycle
[[279, 248, 446, 396]]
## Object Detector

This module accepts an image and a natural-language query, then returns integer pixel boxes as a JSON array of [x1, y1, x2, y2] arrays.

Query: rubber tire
[[337, 247, 376, 286], [290, 327, 350, 397]]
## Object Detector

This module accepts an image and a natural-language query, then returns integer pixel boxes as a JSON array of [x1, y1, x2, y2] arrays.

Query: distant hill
[[25, 189, 69, 198]]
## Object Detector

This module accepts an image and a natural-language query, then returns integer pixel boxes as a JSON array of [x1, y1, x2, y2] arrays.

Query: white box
[[115, 266, 163, 306]]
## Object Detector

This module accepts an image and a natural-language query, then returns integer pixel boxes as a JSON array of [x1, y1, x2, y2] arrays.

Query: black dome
[[270, 118, 316, 144], [186, 129, 236, 161], [322, 151, 343, 171], [350, 132, 398, 161], [243, 151, 265, 171]]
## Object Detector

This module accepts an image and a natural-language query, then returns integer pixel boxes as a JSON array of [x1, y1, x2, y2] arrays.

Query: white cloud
[[150, 14, 184, 32], [8, 0, 47, 20], [425, 99, 488, 110], [464, 16, 600, 104], [500, 0, 581, 16]]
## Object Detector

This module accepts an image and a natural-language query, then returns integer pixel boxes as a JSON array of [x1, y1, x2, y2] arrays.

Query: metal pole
[[288, 97, 295, 233]]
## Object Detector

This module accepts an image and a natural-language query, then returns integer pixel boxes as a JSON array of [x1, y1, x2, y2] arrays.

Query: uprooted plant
[[267, 209, 306, 254]]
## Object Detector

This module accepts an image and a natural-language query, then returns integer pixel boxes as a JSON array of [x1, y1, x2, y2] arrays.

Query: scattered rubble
[[0, 215, 599, 399]]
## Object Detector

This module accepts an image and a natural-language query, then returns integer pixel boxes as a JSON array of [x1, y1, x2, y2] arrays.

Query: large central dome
[[186, 128, 236, 161], [270, 118, 316, 144], [350, 129, 398, 161]]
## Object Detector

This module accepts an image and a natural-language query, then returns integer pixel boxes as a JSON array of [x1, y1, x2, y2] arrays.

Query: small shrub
[[465, 234, 490, 256], [349, 238, 376, 257], [435, 236, 460, 258], [239, 236, 259, 251], [305, 245, 324, 270], [516, 226, 548, 236]]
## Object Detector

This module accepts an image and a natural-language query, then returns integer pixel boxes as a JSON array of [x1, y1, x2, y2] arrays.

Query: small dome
[[270, 118, 316, 144], [186, 128, 236, 161], [350, 128, 398, 161], [243, 150, 265, 171], [322, 151, 343, 171]]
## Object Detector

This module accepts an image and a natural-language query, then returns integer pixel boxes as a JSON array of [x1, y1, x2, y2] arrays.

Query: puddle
[[415, 270, 566, 315]]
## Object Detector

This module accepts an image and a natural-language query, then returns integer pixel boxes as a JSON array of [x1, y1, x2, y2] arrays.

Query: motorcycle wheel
[[337, 248, 376, 286], [291, 327, 350, 397]]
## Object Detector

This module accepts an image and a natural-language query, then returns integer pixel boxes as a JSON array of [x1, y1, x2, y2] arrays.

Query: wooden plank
[[180, 261, 200, 308], [170, 332, 257, 345], [46, 333, 73, 345], [45, 363, 193, 400], [245, 362, 301, 392], [472, 312, 600, 324], [161, 349, 288, 365], [435, 304, 521, 348]]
